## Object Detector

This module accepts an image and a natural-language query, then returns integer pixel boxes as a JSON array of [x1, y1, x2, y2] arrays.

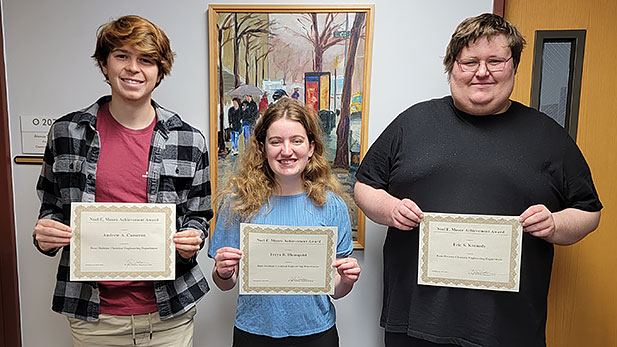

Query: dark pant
[[232, 325, 339, 347], [385, 332, 460, 347]]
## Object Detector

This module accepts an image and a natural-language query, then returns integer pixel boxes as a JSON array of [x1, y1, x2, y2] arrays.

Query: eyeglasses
[[456, 56, 513, 72]]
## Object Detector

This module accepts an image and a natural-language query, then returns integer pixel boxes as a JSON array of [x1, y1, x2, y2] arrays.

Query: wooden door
[[505, 1, 617, 345]]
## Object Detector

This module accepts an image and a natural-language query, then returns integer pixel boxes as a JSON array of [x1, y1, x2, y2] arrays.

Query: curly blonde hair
[[217, 98, 347, 222]]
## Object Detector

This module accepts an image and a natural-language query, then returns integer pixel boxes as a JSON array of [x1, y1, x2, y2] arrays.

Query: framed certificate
[[418, 212, 523, 292], [239, 223, 337, 295], [69, 202, 176, 281]]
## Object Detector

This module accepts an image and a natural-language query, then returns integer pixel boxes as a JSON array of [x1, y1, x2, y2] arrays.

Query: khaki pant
[[67, 307, 196, 347]]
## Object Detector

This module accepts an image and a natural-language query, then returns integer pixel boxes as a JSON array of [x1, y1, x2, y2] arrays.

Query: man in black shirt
[[355, 13, 602, 347]]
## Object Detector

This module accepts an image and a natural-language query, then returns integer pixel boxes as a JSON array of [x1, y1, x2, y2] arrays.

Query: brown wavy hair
[[216, 97, 348, 222], [443, 13, 526, 75], [92, 15, 175, 87]]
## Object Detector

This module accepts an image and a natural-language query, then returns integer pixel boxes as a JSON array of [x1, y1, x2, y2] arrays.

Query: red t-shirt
[[95, 103, 158, 315]]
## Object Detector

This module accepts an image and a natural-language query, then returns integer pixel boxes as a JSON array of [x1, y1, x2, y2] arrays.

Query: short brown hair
[[92, 15, 175, 86], [443, 13, 526, 75]]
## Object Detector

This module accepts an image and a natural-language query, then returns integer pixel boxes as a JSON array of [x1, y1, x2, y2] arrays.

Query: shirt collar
[[75, 95, 184, 131]]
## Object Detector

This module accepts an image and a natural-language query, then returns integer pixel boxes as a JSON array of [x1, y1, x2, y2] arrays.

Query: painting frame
[[207, 4, 374, 249]]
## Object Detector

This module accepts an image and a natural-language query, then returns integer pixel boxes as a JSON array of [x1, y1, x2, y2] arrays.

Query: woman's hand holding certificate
[[238, 223, 337, 295]]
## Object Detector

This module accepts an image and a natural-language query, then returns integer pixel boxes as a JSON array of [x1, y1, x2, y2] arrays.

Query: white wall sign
[[20, 116, 55, 154]]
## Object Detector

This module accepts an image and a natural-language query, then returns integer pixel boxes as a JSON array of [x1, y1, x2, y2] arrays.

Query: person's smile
[[120, 77, 145, 85]]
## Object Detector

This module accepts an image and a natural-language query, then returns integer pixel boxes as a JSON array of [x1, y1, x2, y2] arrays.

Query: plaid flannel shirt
[[35, 96, 212, 321]]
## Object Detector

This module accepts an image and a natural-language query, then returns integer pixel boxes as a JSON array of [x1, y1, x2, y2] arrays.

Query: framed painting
[[207, 4, 374, 249]]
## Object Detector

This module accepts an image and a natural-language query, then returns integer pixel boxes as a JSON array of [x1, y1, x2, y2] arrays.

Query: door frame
[[494, 0, 505, 17], [0, 4, 23, 347]]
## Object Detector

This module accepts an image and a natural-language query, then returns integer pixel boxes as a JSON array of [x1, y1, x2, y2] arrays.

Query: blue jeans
[[243, 124, 252, 148], [231, 131, 240, 151]]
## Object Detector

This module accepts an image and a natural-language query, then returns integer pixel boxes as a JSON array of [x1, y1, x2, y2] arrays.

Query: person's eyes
[[139, 57, 155, 65], [114, 53, 128, 60], [487, 58, 505, 65], [461, 60, 479, 67]]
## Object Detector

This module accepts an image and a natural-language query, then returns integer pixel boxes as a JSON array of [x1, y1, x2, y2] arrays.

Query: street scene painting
[[207, 5, 374, 248]]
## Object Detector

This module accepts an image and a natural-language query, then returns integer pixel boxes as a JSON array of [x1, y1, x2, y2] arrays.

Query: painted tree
[[216, 13, 234, 153], [268, 35, 312, 85], [290, 54, 312, 83], [216, 13, 272, 153], [254, 45, 273, 84], [243, 33, 256, 85], [243, 32, 275, 86], [296, 13, 346, 72], [270, 38, 295, 85], [333, 12, 365, 169], [232, 13, 270, 87]]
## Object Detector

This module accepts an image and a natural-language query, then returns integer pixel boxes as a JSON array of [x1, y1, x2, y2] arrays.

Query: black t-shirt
[[356, 96, 602, 347]]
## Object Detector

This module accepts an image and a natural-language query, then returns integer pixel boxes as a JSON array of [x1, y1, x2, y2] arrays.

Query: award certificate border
[[70, 203, 176, 281], [418, 213, 522, 291], [239, 223, 337, 295]]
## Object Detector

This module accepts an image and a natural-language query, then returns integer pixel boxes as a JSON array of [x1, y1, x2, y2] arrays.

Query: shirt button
[[175, 168, 180, 174], [87, 174, 93, 180]]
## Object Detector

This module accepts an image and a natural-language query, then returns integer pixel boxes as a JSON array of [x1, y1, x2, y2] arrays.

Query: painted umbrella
[[227, 84, 263, 97]]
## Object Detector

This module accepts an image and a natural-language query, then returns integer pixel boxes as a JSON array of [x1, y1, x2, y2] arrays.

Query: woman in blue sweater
[[209, 97, 361, 347]]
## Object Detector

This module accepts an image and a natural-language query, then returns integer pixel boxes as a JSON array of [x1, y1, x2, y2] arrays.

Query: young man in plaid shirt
[[32, 15, 212, 346]]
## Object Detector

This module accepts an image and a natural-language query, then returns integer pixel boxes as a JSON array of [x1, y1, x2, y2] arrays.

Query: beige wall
[[506, 1, 617, 345]]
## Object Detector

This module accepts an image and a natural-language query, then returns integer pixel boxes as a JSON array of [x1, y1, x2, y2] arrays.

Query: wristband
[[215, 268, 234, 280]]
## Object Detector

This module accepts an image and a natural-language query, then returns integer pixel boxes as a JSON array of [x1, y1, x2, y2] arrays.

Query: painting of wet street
[[208, 5, 374, 247]]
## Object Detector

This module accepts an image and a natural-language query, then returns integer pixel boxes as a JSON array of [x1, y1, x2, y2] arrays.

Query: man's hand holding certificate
[[418, 212, 523, 292], [69, 202, 176, 281]]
